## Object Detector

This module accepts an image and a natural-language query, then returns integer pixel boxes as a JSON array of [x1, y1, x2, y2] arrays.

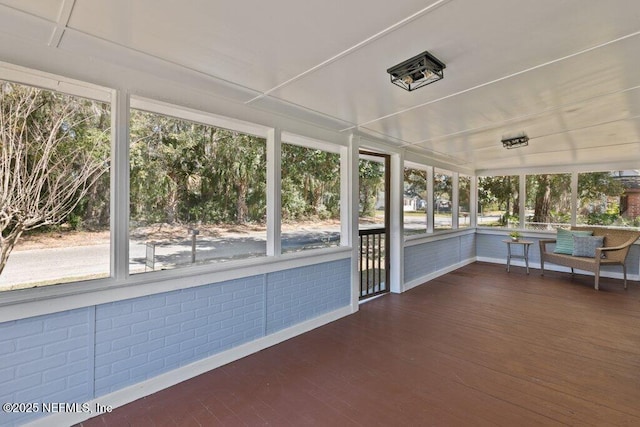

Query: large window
[[458, 174, 471, 228], [434, 168, 453, 230], [477, 175, 520, 228], [403, 167, 428, 235], [525, 173, 571, 230], [0, 81, 111, 291], [129, 108, 267, 273], [281, 142, 341, 252], [577, 171, 626, 226]]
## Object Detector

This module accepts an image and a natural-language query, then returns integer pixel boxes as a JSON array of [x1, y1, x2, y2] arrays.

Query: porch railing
[[359, 228, 388, 299]]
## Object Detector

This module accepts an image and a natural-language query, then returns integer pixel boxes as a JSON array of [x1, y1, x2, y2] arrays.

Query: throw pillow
[[553, 228, 593, 254], [572, 235, 605, 257]]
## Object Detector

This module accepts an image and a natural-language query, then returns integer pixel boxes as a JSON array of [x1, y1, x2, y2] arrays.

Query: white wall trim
[[24, 305, 354, 427], [404, 228, 475, 247]]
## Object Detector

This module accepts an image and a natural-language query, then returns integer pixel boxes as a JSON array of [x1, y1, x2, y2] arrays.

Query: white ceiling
[[1, 0, 640, 173]]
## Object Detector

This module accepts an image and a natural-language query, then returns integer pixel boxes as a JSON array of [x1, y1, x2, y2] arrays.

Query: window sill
[[0, 245, 352, 323], [404, 228, 475, 247]]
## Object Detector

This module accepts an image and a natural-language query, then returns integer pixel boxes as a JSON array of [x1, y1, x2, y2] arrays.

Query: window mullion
[[111, 89, 130, 280], [267, 128, 282, 256]]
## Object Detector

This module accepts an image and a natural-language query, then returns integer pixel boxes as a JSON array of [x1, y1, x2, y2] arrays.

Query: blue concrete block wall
[[404, 234, 476, 283], [93, 275, 265, 396], [0, 258, 351, 427], [476, 233, 542, 264], [0, 309, 93, 427], [266, 260, 351, 334]]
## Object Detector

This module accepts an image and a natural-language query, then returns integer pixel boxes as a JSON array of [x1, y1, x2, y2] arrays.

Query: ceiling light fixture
[[501, 133, 529, 149], [387, 50, 446, 91]]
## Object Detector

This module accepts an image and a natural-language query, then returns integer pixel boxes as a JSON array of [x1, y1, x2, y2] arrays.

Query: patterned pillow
[[553, 228, 593, 254], [572, 235, 605, 258]]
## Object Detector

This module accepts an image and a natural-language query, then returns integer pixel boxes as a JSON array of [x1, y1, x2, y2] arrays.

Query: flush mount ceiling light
[[501, 133, 529, 149], [387, 50, 446, 91]]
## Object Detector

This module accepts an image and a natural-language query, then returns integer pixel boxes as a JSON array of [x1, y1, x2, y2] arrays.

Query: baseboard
[[403, 257, 476, 292], [26, 305, 354, 427]]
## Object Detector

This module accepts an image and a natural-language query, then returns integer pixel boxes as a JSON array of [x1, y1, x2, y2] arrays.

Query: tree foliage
[[0, 81, 110, 274], [359, 159, 384, 217], [281, 144, 340, 221], [478, 176, 520, 224], [129, 110, 268, 225], [2, 79, 635, 279]]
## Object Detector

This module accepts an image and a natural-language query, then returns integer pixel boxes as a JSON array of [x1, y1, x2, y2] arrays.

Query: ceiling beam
[[48, 0, 76, 48]]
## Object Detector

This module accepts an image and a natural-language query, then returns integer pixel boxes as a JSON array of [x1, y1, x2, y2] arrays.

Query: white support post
[[340, 145, 351, 247], [349, 134, 360, 312], [111, 89, 130, 280], [452, 172, 459, 230], [267, 128, 282, 256], [571, 171, 578, 226], [519, 173, 526, 229], [389, 152, 404, 293], [427, 166, 434, 233], [469, 175, 477, 227]]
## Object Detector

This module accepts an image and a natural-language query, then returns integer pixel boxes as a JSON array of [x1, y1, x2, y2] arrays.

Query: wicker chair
[[539, 226, 640, 290]]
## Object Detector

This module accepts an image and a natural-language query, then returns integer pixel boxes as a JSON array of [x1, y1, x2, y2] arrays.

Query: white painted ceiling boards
[[0, 0, 639, 173]]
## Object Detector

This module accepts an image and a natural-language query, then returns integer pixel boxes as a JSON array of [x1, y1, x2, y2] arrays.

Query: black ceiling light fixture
[[501, 133, 529, 149], [387, 50, 446, 91]]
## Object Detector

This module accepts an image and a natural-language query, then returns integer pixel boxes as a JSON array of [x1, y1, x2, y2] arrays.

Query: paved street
[[0, 230, 340, 290], [0, 215, 500, 291]]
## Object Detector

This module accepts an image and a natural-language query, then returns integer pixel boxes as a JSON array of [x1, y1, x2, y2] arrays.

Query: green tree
[[281, 144, 340, 220], [359, 159, 384, 218], [526, 174, 571, 224], [403, 168, 427, 202], [478, 176, 519, 224], [577, 172, 625, 224], [0, 81, 110, 274], [130, 111, 266, 226]]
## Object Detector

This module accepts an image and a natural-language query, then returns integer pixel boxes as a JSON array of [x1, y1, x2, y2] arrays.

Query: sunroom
[[1, 1, 640, 426]]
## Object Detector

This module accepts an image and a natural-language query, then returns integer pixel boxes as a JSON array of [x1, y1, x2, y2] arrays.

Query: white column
[[519, 173, 526, 229], [470, 174, 478, 227], [452, 172, 459, 230], [267, 128, 282, 256], [348, 134, 360, 312], [571, 171, 578, 226], [426, 166, 434, 233], [340, 145, 351, 247], [390, 152, 404, 293], [111, 89, 129, 280]]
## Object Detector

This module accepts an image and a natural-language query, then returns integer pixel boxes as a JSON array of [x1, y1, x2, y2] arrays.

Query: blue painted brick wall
[[94, 275, 264, 396], [0, 308, 92, 427], [0, 259, 352, 426], [265, 258, 350, 334], [404, 235, 476, 283]]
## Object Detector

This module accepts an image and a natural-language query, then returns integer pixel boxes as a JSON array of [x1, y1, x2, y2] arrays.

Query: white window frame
[[0, 70, 352, 323], [281, 132, 346, 253]]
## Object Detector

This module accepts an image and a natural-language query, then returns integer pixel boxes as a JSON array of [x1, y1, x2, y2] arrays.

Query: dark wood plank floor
[[78, 262, 640, 426]]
